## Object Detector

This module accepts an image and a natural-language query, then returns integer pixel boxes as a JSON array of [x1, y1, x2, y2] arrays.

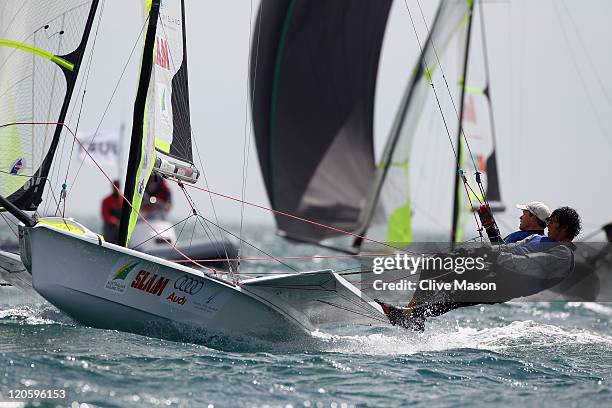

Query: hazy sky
[[53, 0, 612, 241]]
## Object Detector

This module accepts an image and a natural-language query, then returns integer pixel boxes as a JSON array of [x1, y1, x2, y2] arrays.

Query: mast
[[478, 0, 503, 210], [118, 0, 161, 247], [450, 1, 475, 244]]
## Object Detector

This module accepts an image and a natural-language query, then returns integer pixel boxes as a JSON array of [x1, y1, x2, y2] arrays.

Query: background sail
[[251, 0, 392, 243], [0, 0, 98, 210], [357, 0, 473, 247], [460, 3, 503, 212], [454, 1, 505, 242]]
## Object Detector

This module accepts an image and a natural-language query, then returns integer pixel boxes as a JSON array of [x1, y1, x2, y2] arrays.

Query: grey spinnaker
[[0, 0, 99, 211], [250, 0, 392, 244]]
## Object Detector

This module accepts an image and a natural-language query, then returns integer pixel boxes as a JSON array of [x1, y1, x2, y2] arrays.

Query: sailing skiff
[[0, 0, 385, 343]]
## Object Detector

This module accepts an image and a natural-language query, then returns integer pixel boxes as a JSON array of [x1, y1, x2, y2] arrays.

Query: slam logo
[[9, 158, 25, 175], [131, 270, 170, 297], [105, 262, 139, 294]]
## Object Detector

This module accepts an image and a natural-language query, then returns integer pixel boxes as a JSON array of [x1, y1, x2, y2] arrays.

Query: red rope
[[173, 253, 391, 263], [169, 179, 409, 254], [1, 122, 219, 275]]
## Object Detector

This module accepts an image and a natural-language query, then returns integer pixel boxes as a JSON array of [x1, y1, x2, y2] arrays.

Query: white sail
[[0, 0, 99, 210], [150, 0, 199, 183], [359, 0, 473, 246]]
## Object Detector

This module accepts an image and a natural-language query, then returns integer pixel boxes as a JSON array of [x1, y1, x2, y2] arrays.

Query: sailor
[[141, 175, 172, 218], [101, 180, 122, 244], [503, 201, 551, 243], [377, 206, 582, 331]]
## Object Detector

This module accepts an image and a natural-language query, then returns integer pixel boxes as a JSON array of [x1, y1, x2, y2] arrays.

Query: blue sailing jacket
[[504, 230, 545, 243]]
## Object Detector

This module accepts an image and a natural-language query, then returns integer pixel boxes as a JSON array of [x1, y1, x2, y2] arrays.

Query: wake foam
[[567, 302, 612, 316], [0, 305, 71, 326], [310, 320, 612, 355]]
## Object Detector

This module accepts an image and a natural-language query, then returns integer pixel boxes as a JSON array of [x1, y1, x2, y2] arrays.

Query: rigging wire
[[560, 0, 612, 113], [153, 10, 235, 275], [43, 0, 107, 216], [192, 213, 299, 273], [66, 15, 149, 197], [553, 1, 612, 151], [405, 0, 501, 240], [0, 211, 19, 239], [61, 0, 106, 215], [402, 0, 482, 237], [177, 181, 234, 274], [238, 0, 264, 273], [130, 214, 193, 250], [172, 180, 431, 257], [30, 121, 223, 276], [413, 0, 481, 176], [172, 252, 393, 264], [403, 0, 457, 158]]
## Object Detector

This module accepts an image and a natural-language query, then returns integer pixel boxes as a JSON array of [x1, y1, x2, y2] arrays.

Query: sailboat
[[251, 0, 504, 252], [3, 0, 606, 341], [0, 0, 385, 343]]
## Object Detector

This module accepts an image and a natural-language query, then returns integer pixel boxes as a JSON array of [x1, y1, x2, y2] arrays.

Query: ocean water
[[1, 226, 611, 407]]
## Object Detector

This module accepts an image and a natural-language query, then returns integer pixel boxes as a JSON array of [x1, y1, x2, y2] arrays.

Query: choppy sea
[[1, 223, 611, 407]]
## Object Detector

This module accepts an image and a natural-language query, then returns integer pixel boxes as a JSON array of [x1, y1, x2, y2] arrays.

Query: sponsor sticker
[[160, 275, 204, 307], [158, 274, 228, 314], [165, 291, 187, 305], [130, 270, 170, 296], [155, 36, 170, 70], [105, 262, 139, 294], [9, 158, 25, 175], [190, 291, 225, 314]]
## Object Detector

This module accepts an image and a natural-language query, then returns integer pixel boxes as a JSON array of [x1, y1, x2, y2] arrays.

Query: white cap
[[516, 201, 551, 223]]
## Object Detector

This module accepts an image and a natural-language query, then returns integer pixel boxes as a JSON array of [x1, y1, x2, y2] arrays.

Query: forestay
[[448, 0, 505, 244]]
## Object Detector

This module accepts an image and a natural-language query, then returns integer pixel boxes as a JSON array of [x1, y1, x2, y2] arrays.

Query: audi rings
[[174, 275, 204, 295]]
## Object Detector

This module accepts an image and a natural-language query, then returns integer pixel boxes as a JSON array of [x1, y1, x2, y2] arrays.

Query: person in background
[[101, 180, 122, 243], [503, 201, 551, 243], [141, 175, 172, 218]]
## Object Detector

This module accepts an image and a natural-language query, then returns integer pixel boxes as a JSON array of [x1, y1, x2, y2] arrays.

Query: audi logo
[[173, 275, 204, 295]]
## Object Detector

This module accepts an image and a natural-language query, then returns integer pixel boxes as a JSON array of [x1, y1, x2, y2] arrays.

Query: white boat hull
[[20, 221, 386, 346], [21, 223, 310, 344]]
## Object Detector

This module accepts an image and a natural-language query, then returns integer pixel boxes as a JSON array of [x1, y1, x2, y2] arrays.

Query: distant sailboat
[[251, 0, 504, 251]]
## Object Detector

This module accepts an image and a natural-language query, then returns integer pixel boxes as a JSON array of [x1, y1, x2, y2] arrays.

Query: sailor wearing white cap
[[504, 201, 551, 243]]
